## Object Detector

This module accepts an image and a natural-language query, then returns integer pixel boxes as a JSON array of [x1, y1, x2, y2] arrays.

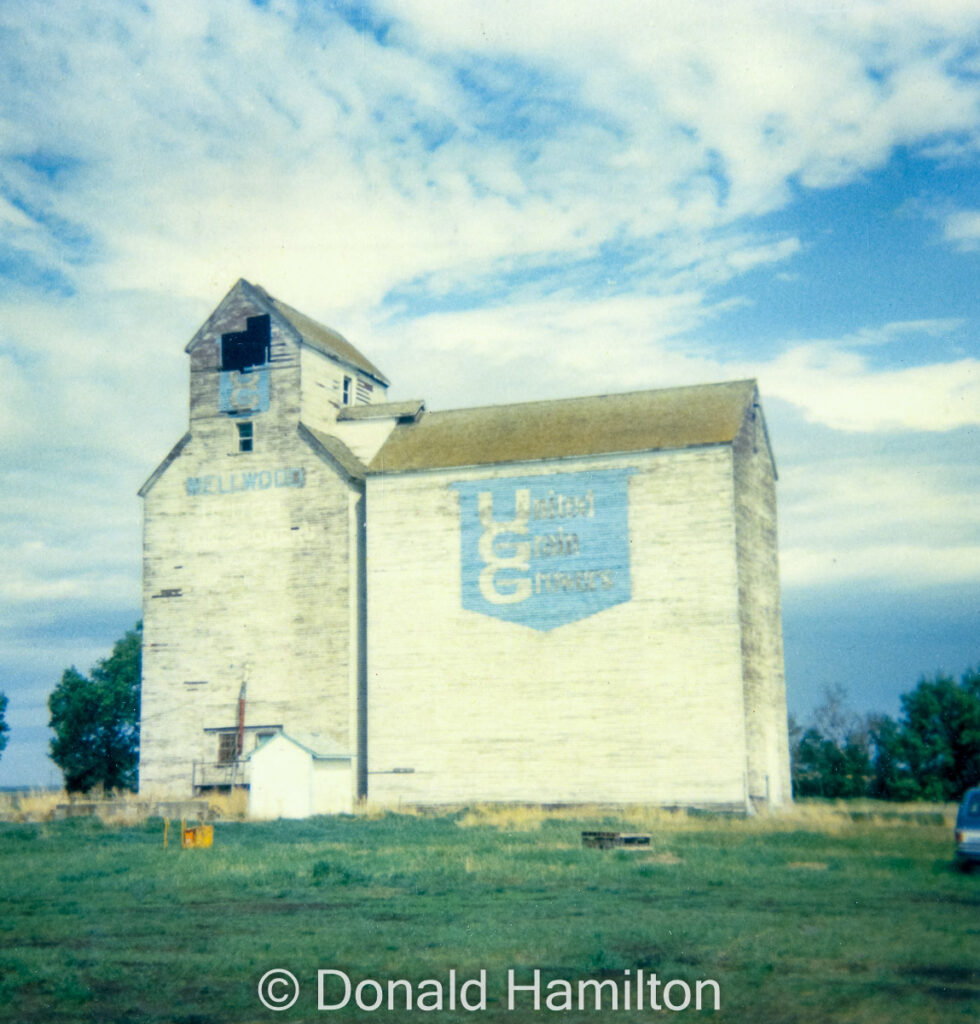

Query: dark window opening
[[217, 733, 238, 764], [237, 422, 253, 452], [221, 314, 271, 373], [342, 376, 352, 405]]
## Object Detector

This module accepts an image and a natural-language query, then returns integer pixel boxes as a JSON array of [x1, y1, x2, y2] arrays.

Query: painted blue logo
[[450, 468, 634, 631], [219, 367, 269, 416]]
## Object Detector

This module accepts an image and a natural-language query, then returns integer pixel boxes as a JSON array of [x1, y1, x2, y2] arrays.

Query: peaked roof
[[249, 731, 352, 761], [369, 379, 762, 474], [253, 284, 389, 386], [186, 279, 389, 386]]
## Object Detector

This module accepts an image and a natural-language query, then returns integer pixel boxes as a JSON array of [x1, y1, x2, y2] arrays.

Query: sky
[[0, 0, 978, 787]]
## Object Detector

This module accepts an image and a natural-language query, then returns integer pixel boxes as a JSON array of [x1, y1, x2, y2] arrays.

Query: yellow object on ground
[[180, 823, 213, 849]]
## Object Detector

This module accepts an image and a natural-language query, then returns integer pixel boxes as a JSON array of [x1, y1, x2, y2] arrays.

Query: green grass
[[0, 807, 978, 1022]]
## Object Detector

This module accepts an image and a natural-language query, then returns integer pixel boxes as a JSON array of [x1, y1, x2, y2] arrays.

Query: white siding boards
[[138, 279, 791, 815]]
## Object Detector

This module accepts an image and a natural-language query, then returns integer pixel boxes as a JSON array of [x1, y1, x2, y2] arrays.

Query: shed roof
[[300, 423, 368, 482], [368, 379, 760, 474], [337, 399, 425, 422]]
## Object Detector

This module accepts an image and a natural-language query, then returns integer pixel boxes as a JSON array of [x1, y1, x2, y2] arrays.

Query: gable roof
[[184, 279, 388, 386], [252, 284, 389, 386], [249, 731, 352, 761], [368, 379, 761, 474]]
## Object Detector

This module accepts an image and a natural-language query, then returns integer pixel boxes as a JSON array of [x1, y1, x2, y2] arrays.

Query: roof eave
[[138, 432, 192, 497], [367, 379, 759, 475], [182, 279, 390, 387], [299, 423, 368, 483], [300, 335, 390, 388], [366, 438, 736, 477]]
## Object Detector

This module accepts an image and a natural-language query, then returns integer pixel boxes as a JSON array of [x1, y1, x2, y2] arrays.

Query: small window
[[237, 422, 253, 452], [342, 376, 352, 405], [220, 314, 271, 373], [217, 733, 238, 764]]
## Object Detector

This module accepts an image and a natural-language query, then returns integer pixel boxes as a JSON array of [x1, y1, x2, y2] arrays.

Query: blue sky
[[0, 0, 977, 786]]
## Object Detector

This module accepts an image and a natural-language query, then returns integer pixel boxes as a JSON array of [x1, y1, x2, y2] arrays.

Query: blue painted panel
[[450, 468, 635, 631], [219, 366, 270, 416]]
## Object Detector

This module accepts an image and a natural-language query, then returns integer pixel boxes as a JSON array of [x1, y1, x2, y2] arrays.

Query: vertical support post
[[355, 486, 369, 800], [237, 682, 247, 757]]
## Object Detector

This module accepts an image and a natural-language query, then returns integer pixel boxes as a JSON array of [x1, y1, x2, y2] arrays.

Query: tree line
[[790, 669, 980, 801]]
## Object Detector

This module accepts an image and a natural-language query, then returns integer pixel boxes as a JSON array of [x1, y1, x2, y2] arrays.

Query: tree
[[48, 623, 142, 792], [812, 682, 858, 747], [867, 714, 918, 802], [792, 726, 836, 797], [791, 686, 872, 798], [893, 669, 980, 801], [792, 669, 980, 802], [0, 691, 9, 762], [792, 724, 871, 799]]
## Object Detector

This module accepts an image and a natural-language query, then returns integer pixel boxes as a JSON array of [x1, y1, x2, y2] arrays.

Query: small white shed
[[247, 732, 354, 819]]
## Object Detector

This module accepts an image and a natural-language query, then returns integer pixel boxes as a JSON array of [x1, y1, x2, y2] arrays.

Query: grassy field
[[0, 802, 977, 1023]]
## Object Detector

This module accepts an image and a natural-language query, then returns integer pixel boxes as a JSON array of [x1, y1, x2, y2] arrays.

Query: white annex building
[[138, 279, 791, 816]]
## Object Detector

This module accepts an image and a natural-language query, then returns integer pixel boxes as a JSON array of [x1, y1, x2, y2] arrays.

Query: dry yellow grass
[[0, 788, 67, 822], [0, 790, 956, 828], [202, 787, 249, 820], [0, 786, 250, 824], [452, 798, 957, 833]]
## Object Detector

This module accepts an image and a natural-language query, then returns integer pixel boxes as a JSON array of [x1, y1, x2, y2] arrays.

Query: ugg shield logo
[[451, 468, 634, 631]]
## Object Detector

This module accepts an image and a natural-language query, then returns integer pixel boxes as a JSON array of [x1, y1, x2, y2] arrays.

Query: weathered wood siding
[[140, 293, 359, 796], [732, 397, 792, 806], [364, 447, 753, 807], [300, 344, 387, 435]]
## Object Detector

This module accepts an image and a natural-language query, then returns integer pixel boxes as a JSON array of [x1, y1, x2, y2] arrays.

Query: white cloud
[[377, 0, 980, 220], [0, 196, 34, 229], [724, 237, 802, 274], [368, 292, 725, 411], [781, 543, 980, 588], [373, 296, 979, 435], [944, 208, 980, 250], [4, 0, 980, 314], [778, 454, 980, 587], [758, 346, 980, 432]]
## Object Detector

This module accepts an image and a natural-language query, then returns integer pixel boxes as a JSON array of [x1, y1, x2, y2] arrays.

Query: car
[[954, 788, 980, 870]]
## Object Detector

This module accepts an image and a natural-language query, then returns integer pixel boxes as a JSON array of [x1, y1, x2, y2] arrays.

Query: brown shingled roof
[[300, 424, 368, 481], [368, 379, 759, 474], [252, 285, 390, 386]]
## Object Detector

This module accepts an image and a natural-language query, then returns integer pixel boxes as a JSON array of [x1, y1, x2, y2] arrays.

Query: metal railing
[[192, 759, 250, 790]]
